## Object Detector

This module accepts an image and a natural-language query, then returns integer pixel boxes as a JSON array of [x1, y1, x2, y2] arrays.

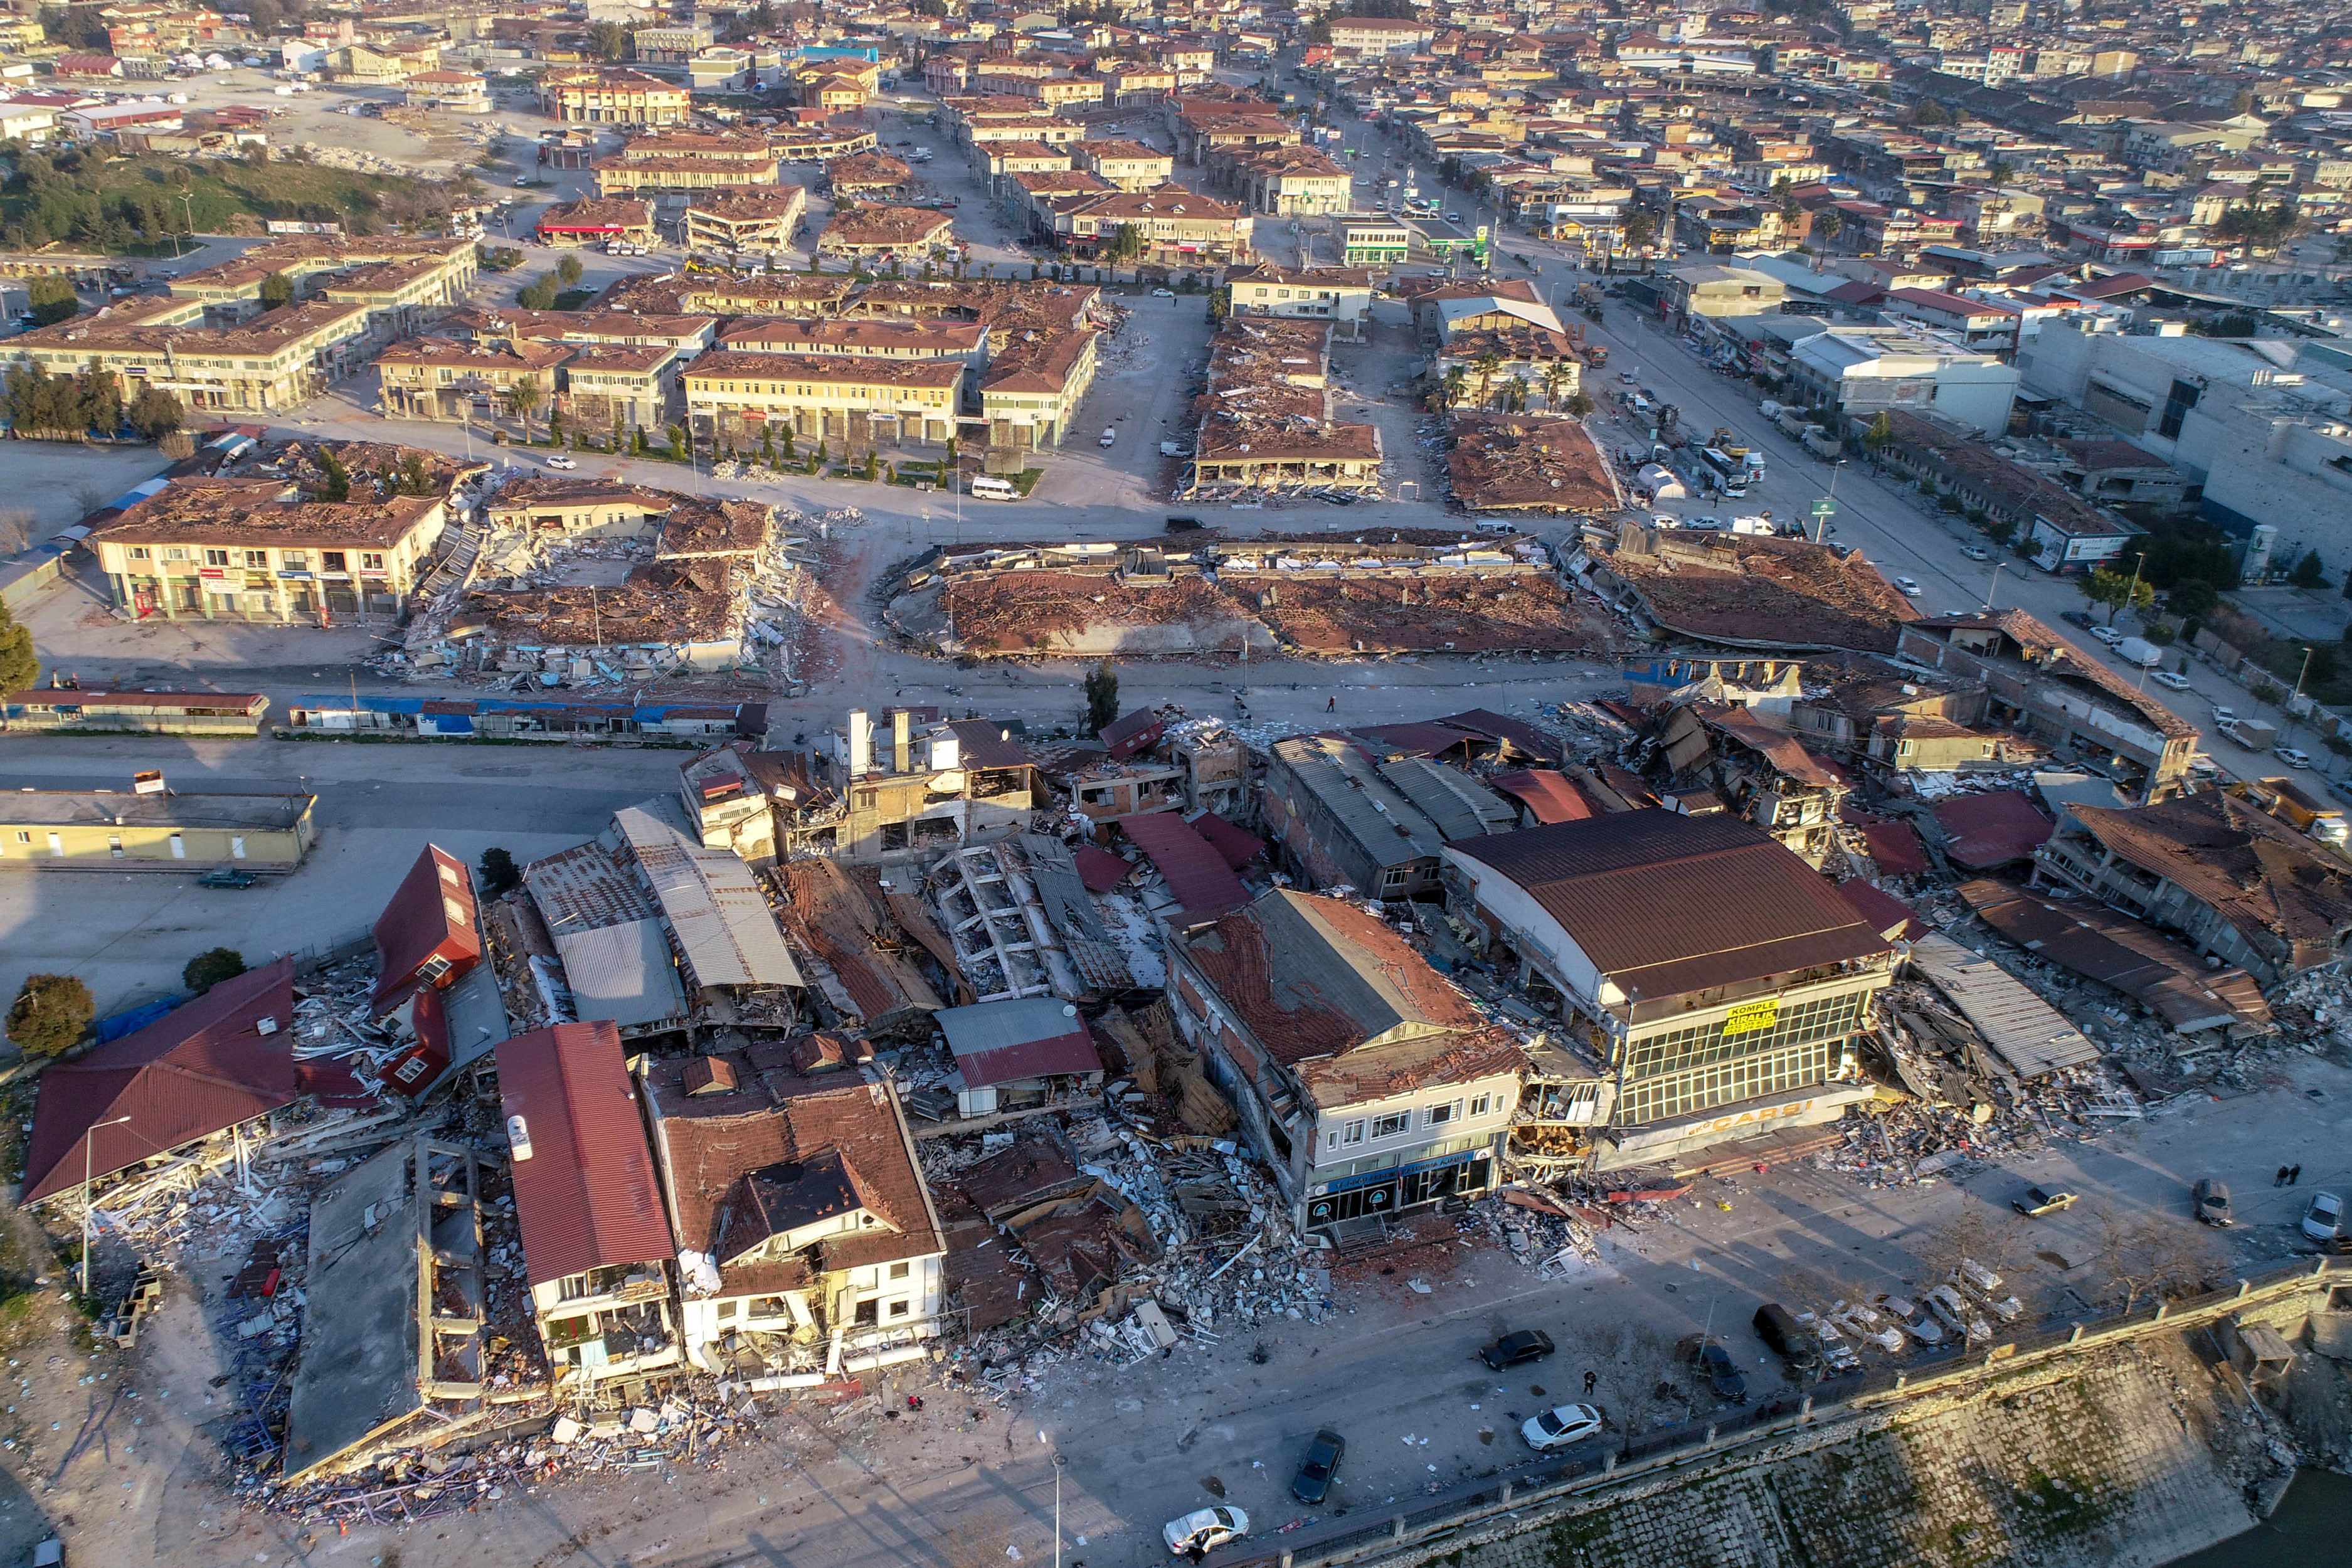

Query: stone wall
[[1418, 1336, 2275, 1568]]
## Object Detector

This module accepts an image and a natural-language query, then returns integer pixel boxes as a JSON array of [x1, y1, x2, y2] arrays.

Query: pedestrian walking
[[2291, 1164, 2302, 1185], [1582, 1369, 1597, 1397], [2276, 1166, 2291, 1187], [1326, 695, 1337, 712]]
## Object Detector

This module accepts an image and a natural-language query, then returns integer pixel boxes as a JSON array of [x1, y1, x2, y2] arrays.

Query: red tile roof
[[495, 1022, 675, 1287], [23, 958, 299, 1204]]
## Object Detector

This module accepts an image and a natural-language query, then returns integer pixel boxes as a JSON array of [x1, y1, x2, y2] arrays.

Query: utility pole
[[1984, 560, 2005, 612]]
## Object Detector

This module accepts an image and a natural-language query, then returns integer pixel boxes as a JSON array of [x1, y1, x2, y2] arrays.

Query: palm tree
[[1542, 362, 1577, 411], [1439, 364, 1470, 411], [1470, 350, 1505, 407], [506, 375, 543, 444]]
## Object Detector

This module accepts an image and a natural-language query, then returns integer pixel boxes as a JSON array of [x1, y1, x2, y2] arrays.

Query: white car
[[2151, 670, 2193, 691], [1152, 287, 1176, 298], [545, 455, 578, 469], [1924, 1285, 1992, 1342], [2302, 1191, 2343, 1242], [2275, 746, 2313, 769], [2090, 625, 2124, 645], [1894, 575, 1922, 597], [1099, 426, 1117, 448], [1520, 1402, 1605, 1451], [1876, 1293, 1944, 1347], [1163, 1505, 1249, 1557]]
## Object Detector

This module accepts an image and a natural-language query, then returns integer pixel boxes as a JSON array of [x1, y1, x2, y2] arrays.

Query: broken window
[[853, 1299, 879, 1327], [879, 822, 909, 852], [717, 1300, 739, 1320]]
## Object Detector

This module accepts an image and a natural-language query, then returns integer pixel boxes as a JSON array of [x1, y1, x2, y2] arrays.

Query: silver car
[[1163, 1505, 1248, 1557], [1520, 1402, 1605, 1451]]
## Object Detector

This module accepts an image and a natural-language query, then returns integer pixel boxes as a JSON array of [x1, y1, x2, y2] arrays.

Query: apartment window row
[[1618, 1039, 1835, 1128], [1325, 1091, 1494, 1150], [124, 546, 377, 571], [1623, 990, 1865, 1080]]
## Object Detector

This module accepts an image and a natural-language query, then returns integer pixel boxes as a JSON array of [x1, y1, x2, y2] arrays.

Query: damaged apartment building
[[671, 707, 1039, 867], [1066, 709, 1248, 824]]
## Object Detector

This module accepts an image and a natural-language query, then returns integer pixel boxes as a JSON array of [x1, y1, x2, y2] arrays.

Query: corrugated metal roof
[[1376, 756, 1515, 842], [495, 1021, 676, 1286], [23, 958, 300, 1204], [1489, 768, 1596, 824], [1188, 810, 1266, 870], [1934, 790, 2053, 870], [1275, 735, 1444, 870], [371, 844, 482, 1015], [1909, 933, 2102, 1078], [937, 997, 1104, 1087], [613, 801, 803, 990], [558, 919, 690, 1029], [525, 837, 656, 933], [1447, 813, 1891, 1002], [1015, 834, 1134, 993], [1954, 879, 2269, 1035], [947, 717, 1029, 770], [1116, 811, 1249, 916]]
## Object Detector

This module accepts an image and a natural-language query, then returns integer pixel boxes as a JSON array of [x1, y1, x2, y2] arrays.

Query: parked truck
[[1775, 411, 1811, 441], [2114, 636, 2164, 668], [1802, 428, 1842, 460], [2262, 776, 2349, 844], [2217, 716, 2279, 751]]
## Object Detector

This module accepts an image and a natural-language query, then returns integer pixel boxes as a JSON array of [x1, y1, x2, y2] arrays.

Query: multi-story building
[[541, 68, 690, 127], [7, 297, 374, 415], [1338, 217, 1410, 268], [536, 199, 658, 248], [1222, 265, 1375, 330], [1895, 610, 2198, 803], [1167, 887, 1525, 1229], [682, 351, 962, 449], [1073, 139, 1174, 192], [1785, 324, 2019, 438], [497, 1022, 682, 1388], [375, 336, 577, 424], [402, 71, 488, 112], [1327, 17, 1436, 55], [814, 206, 956, 262], [1052, 184, 1253, 265], [640, 1051, 948, 1375], [684, 187, 810, 253], [595, 156, 782, 197], [88, 477, 450, 624], [1228, 148, 1351, 216], [1442, 812, 1895, 1169]]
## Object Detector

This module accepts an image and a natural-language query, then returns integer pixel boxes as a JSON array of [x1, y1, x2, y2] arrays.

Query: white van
[[970, 475, 1017, 501]]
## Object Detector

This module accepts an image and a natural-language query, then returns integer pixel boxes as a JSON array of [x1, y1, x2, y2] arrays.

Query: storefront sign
[[198, 566, 225, 580], [318, 571, 351, 581], [1722, 997, 1780, 1036], [276, 570, 314, 580]]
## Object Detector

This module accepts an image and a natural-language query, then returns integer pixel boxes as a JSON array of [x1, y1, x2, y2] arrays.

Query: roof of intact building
[[1448, 812, 1892, 1004], [4, 786, 314, 831], [495, 1020, 677, 1288], [936, 996, 1103, 1087]]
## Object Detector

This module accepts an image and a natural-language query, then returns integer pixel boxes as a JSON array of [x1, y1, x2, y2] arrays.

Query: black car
[[1752, 1303, 1821, 1371], [2193, 1177, 2233, 1227], [2060, 608, 2095, 630], [1480, 1328, 1555, 1370], [195, 868, 258, 889], [1698, 1343, 1749, 1404], [1291, 1428, 1345, 1504]]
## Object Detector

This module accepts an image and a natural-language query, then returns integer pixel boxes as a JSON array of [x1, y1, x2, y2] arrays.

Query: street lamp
[[1040, 1429, 1064, 1568], [81, 1115, 133, 1298]]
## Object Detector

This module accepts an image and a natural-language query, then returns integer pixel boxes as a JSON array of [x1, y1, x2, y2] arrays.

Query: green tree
[[26, 275, 78, 326], [862, 448, 879, 480], [1083, 660, 1120, 736], [6, 973, 90, 1056], [506, 374, 544, 442], [478, 847, 521, 895], [318, 447, 352, 502], [181, 947, 247, 995], [258, 270, 294, 309], [516, 272, 561, 310], [1813, 206, 1844, 245], [1437, 363, 1469, 410], [667, 423, 688, 460], [1862, 410, 1895, 452], [0, 597, 37, 694], [126, 384, 184, 441], [2166, 578, 2220, 622], [2289, 548, 2328, 589], [2081, 564, 2156, 624], [1564, 388, 1594, 418], [556, 253, 585, 287], [77, 365, 120, 436], [398, 452, 432, 495], [1104, 222, 1147, 263], [588, 21, 632, 60], [1620, 208, 1657, 253]]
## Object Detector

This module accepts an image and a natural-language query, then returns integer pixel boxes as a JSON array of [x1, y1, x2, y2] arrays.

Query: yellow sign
[[1722, 997, 1781, 1037]]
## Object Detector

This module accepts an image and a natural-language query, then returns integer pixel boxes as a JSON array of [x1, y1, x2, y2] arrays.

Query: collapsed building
[[1180, 315, 1383, 497], [887, 535, 1612, 659], [1446, 413, 1624, 516], [1582, 522, 1921, 656]]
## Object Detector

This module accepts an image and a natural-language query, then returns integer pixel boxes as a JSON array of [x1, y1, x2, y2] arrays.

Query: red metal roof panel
[[1934, 790, 2053, 869], [1116, 811, 1248, 917], [495, 1021, 676, 1286]]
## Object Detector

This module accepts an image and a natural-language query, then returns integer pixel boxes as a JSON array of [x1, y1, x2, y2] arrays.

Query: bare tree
[[2087, 1205, 2223, 1315], [0, 507, 34, 558], [1910, 1192, 2018, 1288]]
